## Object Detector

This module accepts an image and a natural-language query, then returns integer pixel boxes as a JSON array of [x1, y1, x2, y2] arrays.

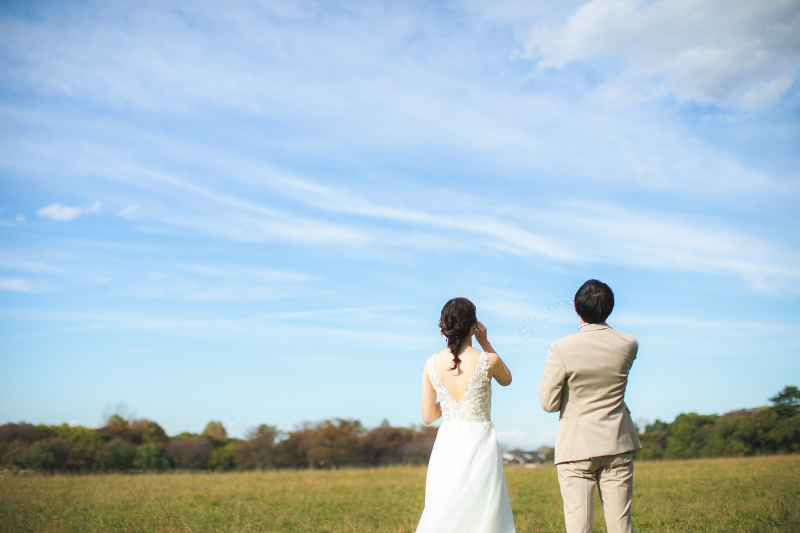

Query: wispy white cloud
[[0, 306, 432, 350], [0, 277, 34, 292], [118, 204, 139, 219], [182, 264, 318, 283], [36, 203, 82, 221], [525, 0, 800, 108], [613, 312, 800, 333], [0, 258, 61, 274], [233, 171, 800, 293], [36, 201, 101, 221]]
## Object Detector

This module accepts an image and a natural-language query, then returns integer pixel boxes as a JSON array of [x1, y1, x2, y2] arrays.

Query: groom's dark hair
[[574, 279, 614, 324]]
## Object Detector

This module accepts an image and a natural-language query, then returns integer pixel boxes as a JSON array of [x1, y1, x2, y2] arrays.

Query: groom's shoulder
[[552, 330, 582, 347], [555, 324, 638, 346], [606, 325, 638, 346]]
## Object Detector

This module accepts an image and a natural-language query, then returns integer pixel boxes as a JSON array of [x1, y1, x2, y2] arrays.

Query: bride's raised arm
[[421, 361, 442, 424], [475, 321, 512, 386], [487, 352, 512, 386]]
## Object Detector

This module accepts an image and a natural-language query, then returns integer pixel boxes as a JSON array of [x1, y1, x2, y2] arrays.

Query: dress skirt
[[416, 421, 516, 532]]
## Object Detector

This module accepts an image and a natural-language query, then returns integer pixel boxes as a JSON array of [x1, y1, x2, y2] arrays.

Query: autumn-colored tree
[[202, 421, 227, 447], [0, 423, 43, 444], [165, 436, 213, 470], [245, 425, 278, 467], [0, 423, 43, 469], [236, 424, 279, 470], [362, 421, 411, 465], [399, 426, 438, 465], [126, 419, 168, 445], [273, 427, 315, 468], [309, 419, 363, 469], [99, 414, 136, 443], [0, 439, 30, 469]]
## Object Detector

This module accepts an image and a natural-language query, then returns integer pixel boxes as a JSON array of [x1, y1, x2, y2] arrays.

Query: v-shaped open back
[[427, 351, 492, 424], [433, 353, 483, 403]]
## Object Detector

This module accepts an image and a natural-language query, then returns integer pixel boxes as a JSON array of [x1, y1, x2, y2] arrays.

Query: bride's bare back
[[433, 346, 484, 403]]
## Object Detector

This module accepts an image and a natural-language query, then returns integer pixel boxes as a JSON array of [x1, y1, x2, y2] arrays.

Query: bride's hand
[[475, 321, 496, 354], [475, 321, 488, 344]]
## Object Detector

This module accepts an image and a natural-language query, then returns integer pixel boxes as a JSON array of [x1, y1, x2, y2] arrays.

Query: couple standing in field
[[416, 280, 641, 533]]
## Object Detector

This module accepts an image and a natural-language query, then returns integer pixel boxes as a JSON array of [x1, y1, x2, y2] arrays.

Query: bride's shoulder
[[484, 351, 502, 368], [431, 348, 452, 362], [425, 352, 442, 369]]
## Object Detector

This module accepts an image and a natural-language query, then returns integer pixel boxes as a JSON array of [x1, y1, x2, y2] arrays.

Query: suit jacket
[[539, 322, 641, 464]]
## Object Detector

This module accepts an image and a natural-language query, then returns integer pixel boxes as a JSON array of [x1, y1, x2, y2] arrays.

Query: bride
[[416, 297, 516, 532]]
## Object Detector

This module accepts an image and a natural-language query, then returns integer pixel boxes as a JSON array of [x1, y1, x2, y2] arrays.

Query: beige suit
[[539, 322, 641, 533]]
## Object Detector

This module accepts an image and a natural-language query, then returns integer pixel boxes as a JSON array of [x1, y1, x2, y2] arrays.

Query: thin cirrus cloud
[[36, 201, 101, 221], [118, 204, 139, 219], [0, 277, 33, 293], [524, 0, 800, 108]]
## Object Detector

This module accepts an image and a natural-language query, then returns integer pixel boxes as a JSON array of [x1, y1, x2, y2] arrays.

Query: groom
[[539, 279, 641, 533]]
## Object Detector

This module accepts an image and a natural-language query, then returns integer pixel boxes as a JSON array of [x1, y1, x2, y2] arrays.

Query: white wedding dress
[[416, 351, 516, 532]]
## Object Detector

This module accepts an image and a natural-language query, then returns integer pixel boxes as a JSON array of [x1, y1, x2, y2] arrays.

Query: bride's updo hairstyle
[[439, 297, 477, 371]]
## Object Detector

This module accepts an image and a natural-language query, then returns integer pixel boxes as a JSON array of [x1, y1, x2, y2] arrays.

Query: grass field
[[1, 455, 798, 532]]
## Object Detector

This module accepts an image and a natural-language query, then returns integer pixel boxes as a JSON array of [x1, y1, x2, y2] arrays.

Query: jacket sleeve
[[539, 342, 567, 413]]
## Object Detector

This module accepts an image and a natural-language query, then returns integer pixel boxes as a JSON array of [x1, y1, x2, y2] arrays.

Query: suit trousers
[[556, 452, 634, 533]]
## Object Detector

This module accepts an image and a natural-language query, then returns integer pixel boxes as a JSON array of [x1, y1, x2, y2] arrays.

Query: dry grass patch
[[1, 455, 798, 532]]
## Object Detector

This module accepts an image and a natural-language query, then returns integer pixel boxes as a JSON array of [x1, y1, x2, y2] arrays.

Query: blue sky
[[1, 0, 799, 449]]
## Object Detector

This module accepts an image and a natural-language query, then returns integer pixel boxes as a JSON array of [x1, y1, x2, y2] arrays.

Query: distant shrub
[[94, 438, 136, 471], [133, 442, 169, 471]]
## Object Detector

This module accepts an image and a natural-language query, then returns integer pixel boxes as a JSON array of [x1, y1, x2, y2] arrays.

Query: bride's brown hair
[[438, 297, 477, 371]]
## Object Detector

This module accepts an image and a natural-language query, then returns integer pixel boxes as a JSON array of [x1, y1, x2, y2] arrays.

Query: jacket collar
[[578, 322, 610, 332]]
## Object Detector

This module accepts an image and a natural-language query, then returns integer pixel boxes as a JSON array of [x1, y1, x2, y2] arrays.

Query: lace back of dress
[[427, 352, 492, 423]]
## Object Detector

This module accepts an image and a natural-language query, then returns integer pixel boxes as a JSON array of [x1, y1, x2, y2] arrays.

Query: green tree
[[637, 419, 669, 460], [94, 438, 136, 471], [141, 421, 168, 444], [21, 441, 57, 474], [208, 443, 236, 471], [770, 386, 800, 417], [536, 445, 555, 463], [128, 419, 168, 445], [52, 424, 107, 458], [663, 413, 718, 459], [133, 442, 169, 471]]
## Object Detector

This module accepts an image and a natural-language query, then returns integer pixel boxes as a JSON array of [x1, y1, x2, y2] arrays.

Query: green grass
[[1, 455, 798, 532]]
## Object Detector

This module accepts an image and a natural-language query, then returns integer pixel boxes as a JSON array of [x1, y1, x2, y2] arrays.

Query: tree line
[[1, 386, 797, 474], [0, 416, 438, 474], [636, 385, 800, 460]]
